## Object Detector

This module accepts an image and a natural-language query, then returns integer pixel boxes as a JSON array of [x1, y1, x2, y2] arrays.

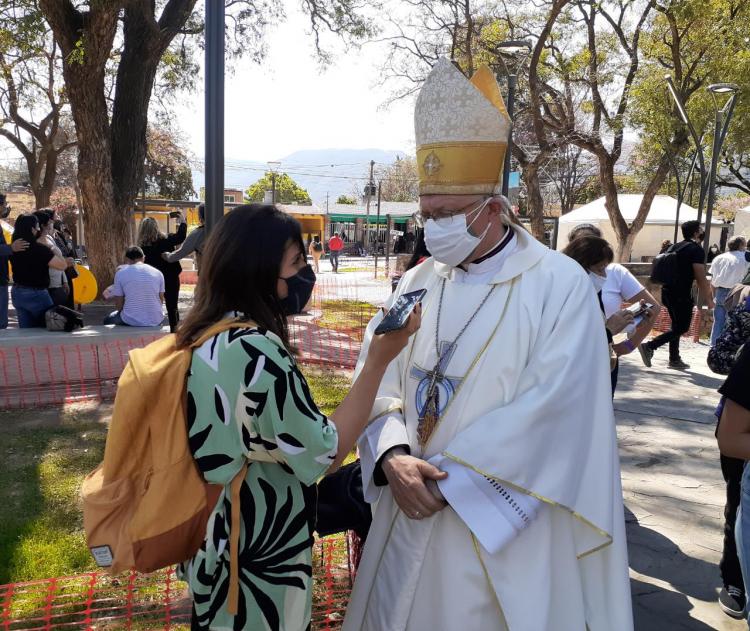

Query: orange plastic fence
[[0, 276, 390, 410], [0, 536, 355, 630]]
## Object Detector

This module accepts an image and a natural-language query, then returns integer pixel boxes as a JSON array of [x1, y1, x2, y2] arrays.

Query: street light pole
[[666, 144, 701, 244], [494, 40, 532, 199], [502, 73, 517, 198], [665, 75, 707, 223], [703, 83, 739, 257], [204, 2, 225, 233]]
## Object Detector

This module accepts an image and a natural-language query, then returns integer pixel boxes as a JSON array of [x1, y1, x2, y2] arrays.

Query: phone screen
[[374, 289, 427, 335]]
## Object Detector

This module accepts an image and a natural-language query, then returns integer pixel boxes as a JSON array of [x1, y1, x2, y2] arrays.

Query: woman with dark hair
[[175, 204, 420, 630], [563, 235, 638, 392], [137, 214, 187, 332], [34, 210, 69, 307], [10, 213, 72, 327]]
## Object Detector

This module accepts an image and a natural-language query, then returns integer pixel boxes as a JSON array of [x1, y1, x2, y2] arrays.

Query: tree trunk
[[523, 164, 547, 242], [596, 154, 632, 262], [45, 4, 120, 290], [41, 1, 195, 291]]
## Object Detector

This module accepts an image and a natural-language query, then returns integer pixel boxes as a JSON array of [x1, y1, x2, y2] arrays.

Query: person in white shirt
[[567, 224, 660, 382], [103, 247, 166, 327], [710, 236, 750, 346]]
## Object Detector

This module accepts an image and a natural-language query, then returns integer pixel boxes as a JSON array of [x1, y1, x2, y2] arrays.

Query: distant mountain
[[191, 148, 409, 205]]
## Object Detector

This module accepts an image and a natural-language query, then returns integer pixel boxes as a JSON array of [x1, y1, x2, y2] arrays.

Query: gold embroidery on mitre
[[423, 151, 442, 176], [414, 61, 511, 195]]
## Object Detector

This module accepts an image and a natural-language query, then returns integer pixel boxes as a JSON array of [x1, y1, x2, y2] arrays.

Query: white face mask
[[423, 198, 492, 267], [588, 271, 606, 293]]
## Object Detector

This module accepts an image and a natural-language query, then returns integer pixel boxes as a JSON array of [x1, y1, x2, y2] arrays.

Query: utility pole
[[363, 159, 375, 255], [271, 172, 276, 204], [374, 181, 382, 278], [325, 192, 329, 214]]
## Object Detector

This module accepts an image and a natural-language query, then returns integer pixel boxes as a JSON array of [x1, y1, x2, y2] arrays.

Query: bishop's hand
[[382, 448, 448, 520]]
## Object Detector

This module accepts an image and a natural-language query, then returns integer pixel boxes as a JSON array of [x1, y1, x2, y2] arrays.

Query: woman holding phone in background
[[563, 235, 656, 393]]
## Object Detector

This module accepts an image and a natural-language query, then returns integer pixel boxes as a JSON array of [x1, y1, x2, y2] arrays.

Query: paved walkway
[[616, 341, 746, 630]]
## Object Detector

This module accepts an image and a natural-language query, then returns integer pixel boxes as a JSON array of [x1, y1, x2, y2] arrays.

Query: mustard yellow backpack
[[82, 319, 255, 611]]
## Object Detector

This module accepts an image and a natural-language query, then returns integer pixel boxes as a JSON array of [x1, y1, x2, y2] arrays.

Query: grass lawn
[[0, 367, 352, 585], [316, 299, 380, 339]]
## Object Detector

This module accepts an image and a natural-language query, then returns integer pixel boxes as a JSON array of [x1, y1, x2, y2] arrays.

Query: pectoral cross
[[410, 341, 462, 446]]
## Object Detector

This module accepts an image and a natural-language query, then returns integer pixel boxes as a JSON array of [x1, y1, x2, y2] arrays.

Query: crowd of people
[[3, 57, 750, 631]]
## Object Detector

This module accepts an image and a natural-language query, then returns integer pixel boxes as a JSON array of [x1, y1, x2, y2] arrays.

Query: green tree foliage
[[336, 195, 356, 204], [0, 1, 75, 207], [29, 0, 375, 289], [245, 172, 312, 205], [629, 0, 750, 202]]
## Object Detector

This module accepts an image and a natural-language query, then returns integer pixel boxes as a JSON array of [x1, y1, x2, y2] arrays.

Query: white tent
[[558, 194, 724, 261], [736, 207, 750, 239]]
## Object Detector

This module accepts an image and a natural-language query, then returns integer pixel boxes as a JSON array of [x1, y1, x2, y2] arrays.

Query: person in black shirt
[[639, 220, 714, 369], [716, 345, 750, 622], [137, 214, 187, 332], [9, 213, 72, 328]]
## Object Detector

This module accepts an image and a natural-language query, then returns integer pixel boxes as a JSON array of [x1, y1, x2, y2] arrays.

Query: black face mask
[[280, 264, 316, 314]]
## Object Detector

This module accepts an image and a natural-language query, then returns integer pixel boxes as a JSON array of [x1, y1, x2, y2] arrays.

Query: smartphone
[[374, 289, 427, 335], [626, 302, 654, 318]]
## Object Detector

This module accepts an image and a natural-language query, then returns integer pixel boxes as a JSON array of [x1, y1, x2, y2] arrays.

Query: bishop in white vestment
[[342, 59, 633, 631]]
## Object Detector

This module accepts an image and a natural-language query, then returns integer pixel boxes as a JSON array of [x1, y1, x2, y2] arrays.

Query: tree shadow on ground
[[626, 507, 720, 630]]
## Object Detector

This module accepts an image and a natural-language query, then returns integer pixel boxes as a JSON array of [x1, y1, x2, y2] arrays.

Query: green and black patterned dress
[[179, 325, 338, 630]]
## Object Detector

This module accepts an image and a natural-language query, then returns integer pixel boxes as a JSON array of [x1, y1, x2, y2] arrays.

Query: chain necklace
[[417, 278, 497, 445]]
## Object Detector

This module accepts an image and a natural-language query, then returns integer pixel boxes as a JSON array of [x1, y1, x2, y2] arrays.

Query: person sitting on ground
[[138, 214, 187, 332], [10, 213, 72, 328], [34, 209, 70, 307], [567, 223, 661, 383], [328, 232, 344, 273], [639, 220, 714, 370], [309, 236, 323, 273], [103, 247, 165, 327], [710, 236, 750, 347], [562, 235, 644, 393], [164, 204, 206, 273], [715, 343, 750, 623], [174, 204, 418, 630]]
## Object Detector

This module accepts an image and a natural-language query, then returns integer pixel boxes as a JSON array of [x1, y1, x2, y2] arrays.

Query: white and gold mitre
[[415, 59, 511, 196]]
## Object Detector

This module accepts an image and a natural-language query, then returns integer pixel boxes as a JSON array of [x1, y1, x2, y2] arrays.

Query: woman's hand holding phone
[[367, 303, 422, 368]]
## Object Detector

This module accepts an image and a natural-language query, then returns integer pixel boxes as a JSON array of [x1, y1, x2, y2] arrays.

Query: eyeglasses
[[415, 197, 490, 226]]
